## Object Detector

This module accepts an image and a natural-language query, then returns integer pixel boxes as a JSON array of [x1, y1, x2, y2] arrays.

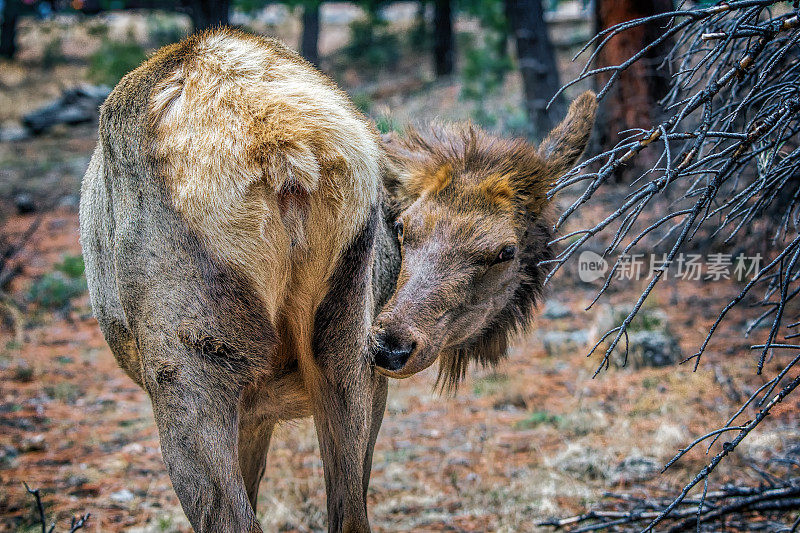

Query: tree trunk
[[505, 0, 565, 141], [301, 2, 321, 67], [433, 0, 454, 76], [595, 0, 674, 180], [183, 0, 230, 33], [0, 0, 19, 60]]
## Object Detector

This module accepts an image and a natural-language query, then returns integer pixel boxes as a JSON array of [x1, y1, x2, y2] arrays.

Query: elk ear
[[538, 91, 597, 177]]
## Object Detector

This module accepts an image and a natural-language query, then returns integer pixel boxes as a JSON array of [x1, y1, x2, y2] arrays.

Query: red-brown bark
[[595, 0, 673, 180]]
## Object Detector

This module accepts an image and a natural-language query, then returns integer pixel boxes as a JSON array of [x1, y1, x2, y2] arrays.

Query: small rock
[[0, 444, 19, 465], [13, 193, 36, 214], [75, 84, 113, 101], [66, 475, 90, 487], [613, 330, 679, 369], [591, 306, 680, 369], [541, 299, 572, 319], [610, 455, 660, 483], [19, 434, 46, 453], [110, 488, 135, 502], [57, 194, 80, 210], [540, 330, 590, 356], [0, 123, 31, 142], [121, 442, 145, 454], [493, 393, 527, 411], [22, 84, 111, 134]]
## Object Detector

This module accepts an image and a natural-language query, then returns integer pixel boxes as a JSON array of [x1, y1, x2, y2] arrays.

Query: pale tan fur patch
[[475, 173, 515, 210], [149, 30, 380, 329], [404, 163, 453, 196]]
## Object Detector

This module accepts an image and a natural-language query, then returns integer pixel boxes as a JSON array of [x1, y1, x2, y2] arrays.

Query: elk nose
[[373, 333, 416, 372]]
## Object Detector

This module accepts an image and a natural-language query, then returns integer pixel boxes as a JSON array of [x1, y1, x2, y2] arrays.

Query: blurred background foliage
[[0, 0, 620, 141]]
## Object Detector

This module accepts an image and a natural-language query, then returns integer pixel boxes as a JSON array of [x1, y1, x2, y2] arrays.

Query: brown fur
[[80, 25, 596, 530], [81, 29, 387, 533], [476, 173, 516, 209], [374, 91, 597, 390], [147, 29, 380, 324]]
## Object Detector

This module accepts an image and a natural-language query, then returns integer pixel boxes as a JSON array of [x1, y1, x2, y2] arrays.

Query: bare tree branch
[[544, 0, 800, 529], [23, 483, 90, 533]]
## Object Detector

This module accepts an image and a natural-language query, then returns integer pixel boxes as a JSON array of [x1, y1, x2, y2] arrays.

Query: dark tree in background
[[1, 0, 21, 59], [505, 0, 564, 141], [594, 0, 673, 180], [181, 0, 231, 32], [301, 1, 321, 66], [1, 0, 231, 60], [433, 0, 454, 76]]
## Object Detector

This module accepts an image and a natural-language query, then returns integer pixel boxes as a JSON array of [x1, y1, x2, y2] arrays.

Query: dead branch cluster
[[541, 447, 800, 532], [543, 0, 800, 530], [23, 483, 90, 533]]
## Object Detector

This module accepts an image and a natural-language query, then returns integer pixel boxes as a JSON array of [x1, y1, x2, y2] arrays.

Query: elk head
[[373, 91, 597, 389]]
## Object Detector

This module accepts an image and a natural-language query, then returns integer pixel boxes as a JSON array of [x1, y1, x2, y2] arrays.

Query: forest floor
[[1, 7, 799, 533]]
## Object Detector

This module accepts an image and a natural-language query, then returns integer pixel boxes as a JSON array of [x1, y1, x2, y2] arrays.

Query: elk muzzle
[[371, 310, 439, 378], [373, 330, 416, 372]]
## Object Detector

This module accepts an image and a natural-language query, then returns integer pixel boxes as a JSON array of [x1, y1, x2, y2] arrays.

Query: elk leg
[[362, 375, 387, 503], [308, 204, 380, 532], [147, 375, 261, 533], [238, 369, 311, 512], [238, 415, 274, 512], [309, 374, 374, 533]]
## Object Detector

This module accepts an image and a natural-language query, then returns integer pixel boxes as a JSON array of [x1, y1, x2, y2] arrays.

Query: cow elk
[[79, 28, 596, 533], [375, 94, 597, 389]]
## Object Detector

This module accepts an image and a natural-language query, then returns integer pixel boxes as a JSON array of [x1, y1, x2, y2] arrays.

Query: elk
[[374, 94, 597, 390], [79, 28, 596, 533]]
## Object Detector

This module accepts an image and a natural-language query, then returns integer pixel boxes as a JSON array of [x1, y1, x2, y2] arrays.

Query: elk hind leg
[[146, 360, 262, 533]]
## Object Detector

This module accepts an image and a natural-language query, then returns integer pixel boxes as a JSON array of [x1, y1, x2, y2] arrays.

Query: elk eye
[[394, 219, 405, 241], [494, 245, 517, 265]]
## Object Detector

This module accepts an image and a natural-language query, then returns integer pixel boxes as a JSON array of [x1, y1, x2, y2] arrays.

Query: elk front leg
[[362, 375, 387, 503], [147, 370, 261, 533], [309, 371, 374, 533]]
